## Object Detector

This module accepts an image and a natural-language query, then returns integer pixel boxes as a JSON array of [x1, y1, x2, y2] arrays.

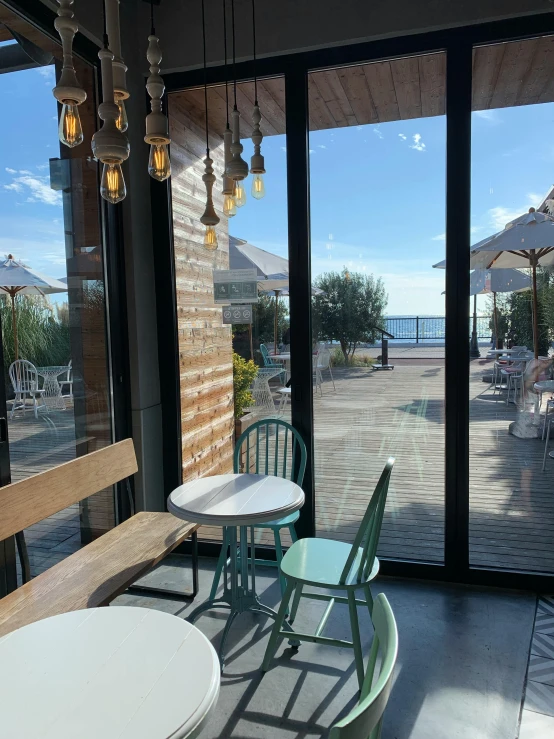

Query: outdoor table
[[276, 352, 291, 381], [168, 473, 304, 668], [36, 365, 70, 410], [0, 606, 220, 739]]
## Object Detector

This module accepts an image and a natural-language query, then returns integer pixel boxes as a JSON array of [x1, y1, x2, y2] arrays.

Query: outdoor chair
[[262, 458, 395, 689], [9, 359, 47, 419], [314, 343, 336, 394], [328, 594, 398, 739], [209, 418, 307, 600], [59, 359, 73, 399], [260, 343, 286, 384]]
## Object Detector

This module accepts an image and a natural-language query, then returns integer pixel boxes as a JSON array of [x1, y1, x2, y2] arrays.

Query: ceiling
[[170, 35, 554, 138]]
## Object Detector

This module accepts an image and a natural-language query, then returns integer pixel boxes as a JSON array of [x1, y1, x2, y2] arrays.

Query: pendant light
[[200, 0, 220, 250], [91, 0, 130, 204], [249, 0, 265, 199], [225, 0, 249, 205], [52, 0, 87, 148], [222, 0, 236, 217], [145, 0, 171, 181], [105, 0, 129, 132]]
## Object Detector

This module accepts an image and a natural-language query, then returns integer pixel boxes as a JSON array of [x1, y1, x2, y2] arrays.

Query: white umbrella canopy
[[469, 208, 554, 357], [0, 255, 68, 360]]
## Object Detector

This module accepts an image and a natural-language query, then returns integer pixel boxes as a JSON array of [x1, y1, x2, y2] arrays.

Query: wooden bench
[[0, 439, 198, 638]]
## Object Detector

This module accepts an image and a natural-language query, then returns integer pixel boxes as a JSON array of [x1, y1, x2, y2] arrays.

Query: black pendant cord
[[201, 0, 209, 155], [223, 0, 229, 127], [150, 0, 155, 36], [102, 0, 108, 48], [251, 0, 257, 105], [231, 0, 237, 109]]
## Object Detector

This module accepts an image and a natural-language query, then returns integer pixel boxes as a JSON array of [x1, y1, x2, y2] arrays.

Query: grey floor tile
[[532, 633, 554, 659], [524, 681, 554, 718], [528, 655, 554, 687], [519, 708, 554, 738], [536, 611, 554, 636]]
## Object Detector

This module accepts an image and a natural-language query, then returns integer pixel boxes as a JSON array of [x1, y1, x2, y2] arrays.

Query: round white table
[[0, 607, 220, 739], [36, 365, 71, 410], [168, 473, 304, 667]]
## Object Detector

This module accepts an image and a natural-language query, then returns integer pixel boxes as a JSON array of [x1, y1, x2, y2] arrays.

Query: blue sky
[[2, 60, 554, 317], [233, 99, 554, 316]]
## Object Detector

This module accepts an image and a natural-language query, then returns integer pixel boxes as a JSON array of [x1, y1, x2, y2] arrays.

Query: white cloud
[[4, 174, 61, 206], [280, 146, 286, 153], [5, 167, 16, 174], [19, 170, 32, 175], [410, 133, 426, 152], [373, 127, 383, 139], [487, 192, 542, 230], [36, 66, 55, 84], [474, 109, 501, 125], [317, 144, 327, 149], [432, 233, 445, 241], [309, 149, 315, 154], [398, 133, 407, 141]]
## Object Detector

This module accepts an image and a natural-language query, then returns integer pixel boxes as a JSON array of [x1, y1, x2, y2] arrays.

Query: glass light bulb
[[100, 162, 126, 204], [59, 102, 83, 148], [115, 98, 128, 132], [148, 143, 171, 181], [204, 225, 218, 251], [233, 180, 246, 207], [223, 192, 237, 217], [251, 173, 266, 199]]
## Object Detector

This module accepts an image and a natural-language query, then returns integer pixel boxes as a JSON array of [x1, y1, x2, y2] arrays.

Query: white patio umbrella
[[469, 208, 554, 357], [0, 255, 68, 360]]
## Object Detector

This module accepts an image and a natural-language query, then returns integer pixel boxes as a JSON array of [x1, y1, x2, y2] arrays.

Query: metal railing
[[383, 316, 492, 343]]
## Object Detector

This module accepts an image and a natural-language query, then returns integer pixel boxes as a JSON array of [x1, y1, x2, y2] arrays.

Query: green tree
[[232, 295, 289, 363], [312, 268, 387, 364]]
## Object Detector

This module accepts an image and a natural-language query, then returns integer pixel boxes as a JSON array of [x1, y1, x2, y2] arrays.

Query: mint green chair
[[261, 458, 394, 689], [259, 343, 287, 384], [329, 594, 398, 739], [209, 418, 307, 601]]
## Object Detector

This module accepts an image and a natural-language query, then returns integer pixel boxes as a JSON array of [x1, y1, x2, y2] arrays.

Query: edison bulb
[[100, 162, 126, 204], [251, 173, 265, 199], [148, 143, 171, 181], [223, 192, 237, 217], [233, 180, 246, 207], [204, 225, 218, 250], [59, 102, 83, 148], [115, 98, 128, 132]]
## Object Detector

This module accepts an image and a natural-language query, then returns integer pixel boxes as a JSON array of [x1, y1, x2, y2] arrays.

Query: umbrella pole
[[531, 253, 539, 359], [10, 292, 18, 361], [249, 323, 253, 361], [493, 292, 499, 349], [274, 290, 280, 355]]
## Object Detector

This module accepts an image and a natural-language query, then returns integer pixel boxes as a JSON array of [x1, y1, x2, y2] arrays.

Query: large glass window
[[470, 36, 554, 574], [308, 55, 447, 562]]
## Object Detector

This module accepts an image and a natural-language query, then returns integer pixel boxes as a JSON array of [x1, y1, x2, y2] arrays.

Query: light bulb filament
[[204, 225, 218, 250], [59, 102, 84, 148]]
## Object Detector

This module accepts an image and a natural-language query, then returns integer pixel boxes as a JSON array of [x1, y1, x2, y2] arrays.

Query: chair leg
[[347, 590, 365, 690], [328, 365, 336, 391], [288, 523, 297, 543], [289, 583, 303, 624], [543, 420, 551, 472], [261, 579, 295, 673], [364, 584, 374, 616], [209, 527, 229, 600], [273, 528, 286, 597]]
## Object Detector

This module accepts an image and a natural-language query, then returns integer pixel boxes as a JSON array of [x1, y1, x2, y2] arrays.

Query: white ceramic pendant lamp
[[53, 0, 171, 204]]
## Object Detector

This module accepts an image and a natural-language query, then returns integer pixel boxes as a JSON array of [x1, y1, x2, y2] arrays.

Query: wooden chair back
[[0, 439, 138, 540], [339, 458, 394, 585], [234, 418, 307, 485], [330, 594, 398, 739]]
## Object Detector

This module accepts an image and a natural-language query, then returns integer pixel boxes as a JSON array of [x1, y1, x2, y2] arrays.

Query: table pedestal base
[[186, 526, 295, 669]]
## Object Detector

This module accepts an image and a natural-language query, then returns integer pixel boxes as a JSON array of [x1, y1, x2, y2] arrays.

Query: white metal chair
[[313, 344, 336, 394], [9, 360, 47, 419], [277, 386, 291, 413], [59, 359, 73, 399]]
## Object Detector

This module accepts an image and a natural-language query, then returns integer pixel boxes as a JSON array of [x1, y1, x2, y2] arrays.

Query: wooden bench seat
[[0, 439, 198, 638]]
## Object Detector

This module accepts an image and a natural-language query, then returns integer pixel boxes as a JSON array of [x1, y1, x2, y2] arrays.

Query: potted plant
[[233, 352, 258, 442]]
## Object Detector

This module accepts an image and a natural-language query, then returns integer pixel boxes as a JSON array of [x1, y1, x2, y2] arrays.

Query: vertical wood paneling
[[168, 93, 234, 490]]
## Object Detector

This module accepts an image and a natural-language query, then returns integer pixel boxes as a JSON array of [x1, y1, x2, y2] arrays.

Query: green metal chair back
[[260, 343, 282, 369], [339, 458, 394, 585], [234, 418, 307, 486], [329, 593, 398, 739]]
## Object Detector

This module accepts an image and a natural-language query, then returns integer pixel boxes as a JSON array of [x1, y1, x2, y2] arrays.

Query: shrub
[[233, 352, 258, 419]]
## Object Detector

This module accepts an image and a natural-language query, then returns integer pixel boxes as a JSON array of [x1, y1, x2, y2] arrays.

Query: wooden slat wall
[[168, 96, 235, 491]]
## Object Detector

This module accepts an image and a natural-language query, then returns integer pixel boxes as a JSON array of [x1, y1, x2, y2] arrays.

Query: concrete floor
[[114, 557, 536, 739]]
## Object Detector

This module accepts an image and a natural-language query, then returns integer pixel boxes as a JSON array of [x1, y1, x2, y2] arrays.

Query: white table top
[[534, 380, 554, 392], [0, 607, 220, 739], [168, 473, 305, 526], [275, 352, 291, 360]]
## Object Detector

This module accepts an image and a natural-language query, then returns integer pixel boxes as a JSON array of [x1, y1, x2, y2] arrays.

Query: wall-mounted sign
[[213, 268, 258, 304], [222, 304, 253, 324]]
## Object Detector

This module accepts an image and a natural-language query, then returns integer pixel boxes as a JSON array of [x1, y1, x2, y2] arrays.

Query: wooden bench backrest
[[0, 439, 138, 540]]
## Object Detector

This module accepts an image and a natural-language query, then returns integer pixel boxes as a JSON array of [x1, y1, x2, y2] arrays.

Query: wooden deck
[[10, 354, 554, 579]]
